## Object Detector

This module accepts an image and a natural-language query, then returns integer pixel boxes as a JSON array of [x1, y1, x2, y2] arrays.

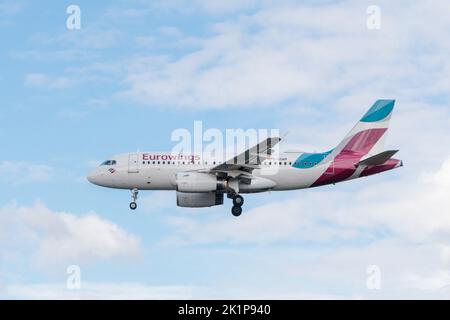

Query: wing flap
[[211, 137, 281, 172]]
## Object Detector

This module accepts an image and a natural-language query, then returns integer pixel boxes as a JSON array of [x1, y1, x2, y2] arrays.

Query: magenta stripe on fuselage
[[311, 128, 387, 187]]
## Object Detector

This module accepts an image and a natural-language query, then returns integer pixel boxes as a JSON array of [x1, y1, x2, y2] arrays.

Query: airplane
[[87, 99, 402, 216]]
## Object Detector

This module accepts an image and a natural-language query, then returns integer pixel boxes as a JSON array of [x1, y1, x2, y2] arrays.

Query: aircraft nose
[[87, 171, 102, 185], [87, 169, 113, 187], [87, 171, 95, 184]]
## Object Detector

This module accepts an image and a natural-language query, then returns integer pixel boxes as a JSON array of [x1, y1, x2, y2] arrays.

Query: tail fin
[[333, 99, 395, 157]]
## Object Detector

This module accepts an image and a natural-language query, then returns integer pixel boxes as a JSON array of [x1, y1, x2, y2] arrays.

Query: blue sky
[[1, 0, 450, 299]]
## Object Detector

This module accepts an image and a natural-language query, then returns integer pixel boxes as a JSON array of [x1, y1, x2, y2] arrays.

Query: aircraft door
[[128, 153, 139, 173]]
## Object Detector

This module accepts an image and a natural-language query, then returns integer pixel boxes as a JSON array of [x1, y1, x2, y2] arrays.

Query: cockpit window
[[100, 160, 117, 166]]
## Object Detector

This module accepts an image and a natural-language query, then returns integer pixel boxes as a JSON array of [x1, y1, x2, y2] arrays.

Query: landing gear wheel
[[130, 188, 139, 211], [231, 205, 242, 217], [233, 194, 244, 207]]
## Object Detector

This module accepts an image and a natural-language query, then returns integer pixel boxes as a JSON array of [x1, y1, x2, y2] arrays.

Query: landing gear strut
[[230, 193, 244, 217], [130, 188, 139, 210]]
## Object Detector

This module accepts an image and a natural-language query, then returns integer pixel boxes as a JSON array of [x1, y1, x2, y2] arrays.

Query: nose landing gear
[[130, 188, 139, 210]]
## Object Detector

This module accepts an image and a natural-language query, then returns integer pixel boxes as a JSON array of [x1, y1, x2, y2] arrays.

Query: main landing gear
[[130, 188, 139, 210], [229, 193, 244, 217]]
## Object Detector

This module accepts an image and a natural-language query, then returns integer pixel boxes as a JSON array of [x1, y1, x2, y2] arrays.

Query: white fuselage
[[87, 152, 330, 192]]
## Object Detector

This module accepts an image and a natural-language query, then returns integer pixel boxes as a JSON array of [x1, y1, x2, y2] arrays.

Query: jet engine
[[176, 191, 224, 207], [176, 172, 227, 193]]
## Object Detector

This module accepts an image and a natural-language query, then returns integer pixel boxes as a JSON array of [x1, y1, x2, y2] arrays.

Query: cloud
[[152, 156, 450, 298], [24, 73, 72, 89], [0, 202, 141, 268], [1, 281, 348, 299], [3, 283, 196, 300], [159, 154, 450, 297], [140, 191, 176, 214], [10, 49, 95, 62], [106, 0, 263, 17], [118, 0, 450, 110], [165, 155, 450, 245], [164, 200, 361, 245], [30, 28, 122, 50], [192, 0, 261, 14], [0, 161, 53, 184]]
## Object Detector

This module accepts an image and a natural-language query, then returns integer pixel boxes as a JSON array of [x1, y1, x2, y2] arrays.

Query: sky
[[1, 0, 450, 299]]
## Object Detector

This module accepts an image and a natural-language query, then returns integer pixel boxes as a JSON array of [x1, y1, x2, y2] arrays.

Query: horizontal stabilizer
[[357, 150, 399, 166]]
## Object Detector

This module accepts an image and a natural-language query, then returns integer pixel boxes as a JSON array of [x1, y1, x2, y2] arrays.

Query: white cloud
[[119, 0, 450, 110], [0, 161, 53, 184], [141, 191, 177, 214], [166, 155, 450, 245], [3, 283, 196, 300], [194, 0, 261, 14], [109, 0, 263, 16], [1, 281, 349, 299], [164, 200, 361, 245], [160, 155, 450, 297], [24, 73, 72, 89], [30, 29, 122, 50], [0, 202, 141, 268]]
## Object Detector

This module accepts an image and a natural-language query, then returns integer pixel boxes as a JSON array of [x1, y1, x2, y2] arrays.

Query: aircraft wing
[[210, 137, 281, 174]]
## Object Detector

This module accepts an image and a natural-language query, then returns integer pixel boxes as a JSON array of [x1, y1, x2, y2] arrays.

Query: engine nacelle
[[176, 191, 224, 208], [176, 172, 226, 193], [239, 177, 276, 193]]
